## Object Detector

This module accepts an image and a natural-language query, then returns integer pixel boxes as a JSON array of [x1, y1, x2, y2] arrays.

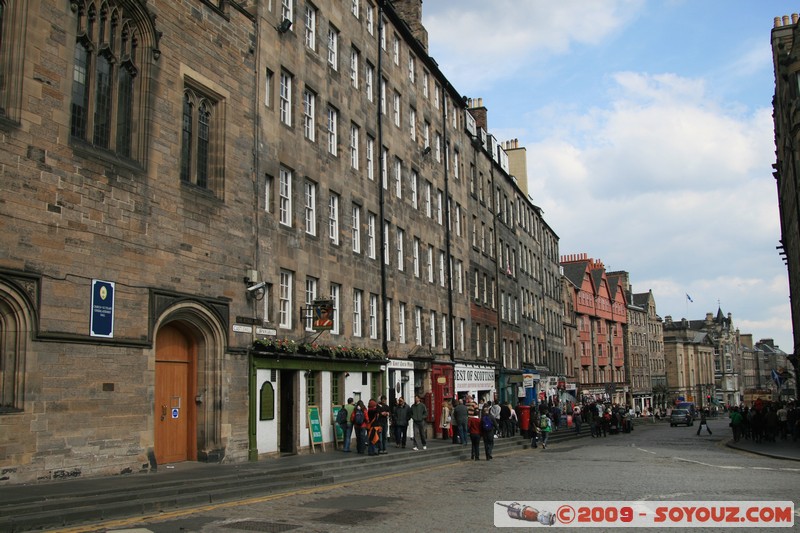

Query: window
[[353, 289, 363, 337], [427, 245, 434, 283], [399, 303, 407, 343], [453, 151, 460, 180], [367, 212, 376, 259], [436, 190, 443, 225], [415, 307, 423, 345], [366, 1, 375, 35], [328, 26, 339, 69], [280, 71, 292, 125], [264, 69, 273, 107], [305, 277, 318, 331], [350, 47, 360, 88], [435, 133, 441, 162], [439, 250, 445, 287], [456, 260, 463, 293], [327, 106, 338, 155], [424, 181, 432, 218], [380, 77, 387, 115], [413, 238, 420, 277], [279, 270, 293, 329], [394, 158, 402, 198], [459, 319, 465, 351], [350, 123, 360, 170], [410, 170, 418, 209], [441, 315, 447, 350], [455, 204, 462, 236], [329, 193, 340, 244], [430, 311, 436, 347], [385, 299, 392, 342], [380, 17, 386, 50], [264, 174, 273, 213], [396, 227, 404, 271], [351, 0, 359, 18], [366, 136, 375, 180], [434, 82, 441, 108], [303, 89, 315, 141], [423, 121, 430, 149], [69, 1, 149, 160], [365, 62, 374, 102], [281, 0, 293, 23], [279, 167, 292, 226], [409, 108, 417, 141], [393, 91, 401, 127], [304, 5, 316, 49], [352, 204, 361, 253], [330, 283, 341, 334], [392, 34, 400, 65], [422, 70, 429, 99], [381, 147, 388, 189], [180, 87, 222, 193], [369, 293, 378, 339], [304, 181, 316, 235], [408, 54, 416, 83], [383, 220, 390, 266]]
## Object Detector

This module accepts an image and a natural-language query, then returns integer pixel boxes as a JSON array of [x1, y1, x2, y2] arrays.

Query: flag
[[771, 369, 783, 387], [686, 294, 693, 303]]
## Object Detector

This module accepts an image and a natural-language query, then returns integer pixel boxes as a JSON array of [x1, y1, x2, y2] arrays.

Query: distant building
[[662, 317, 716, 408]]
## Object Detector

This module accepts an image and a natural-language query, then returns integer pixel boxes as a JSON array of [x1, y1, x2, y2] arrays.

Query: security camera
[[247, 281, 267, 292]]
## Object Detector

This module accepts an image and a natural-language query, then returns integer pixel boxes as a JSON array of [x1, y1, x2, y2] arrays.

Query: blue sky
[[422, 0, 793, 351]]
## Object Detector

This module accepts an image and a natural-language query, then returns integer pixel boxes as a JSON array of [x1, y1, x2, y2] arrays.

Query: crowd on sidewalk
[[335, 395, 646, 461], [726, 400, 799, 444]]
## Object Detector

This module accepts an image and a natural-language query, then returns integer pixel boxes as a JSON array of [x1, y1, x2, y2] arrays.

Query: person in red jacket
[[468, 412, 482, 460]]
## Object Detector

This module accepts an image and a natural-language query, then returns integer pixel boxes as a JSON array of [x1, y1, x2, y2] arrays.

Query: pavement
[[1, 420, 798, 532]]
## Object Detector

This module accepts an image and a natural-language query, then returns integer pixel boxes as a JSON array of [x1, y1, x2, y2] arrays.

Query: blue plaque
[[90, 280, 115, 338]]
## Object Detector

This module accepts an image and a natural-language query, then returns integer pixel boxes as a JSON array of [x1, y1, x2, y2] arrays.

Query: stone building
[[771, 13, 800, 401], [662, 317, 716, 407], [0, 0, 565, 483]]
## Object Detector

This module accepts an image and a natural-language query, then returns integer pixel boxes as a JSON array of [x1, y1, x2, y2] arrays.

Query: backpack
[[336, 407, 348, 426], [481, 415, 494, 431], [353, 408, 365, 426], [540, 415, 549, 429]]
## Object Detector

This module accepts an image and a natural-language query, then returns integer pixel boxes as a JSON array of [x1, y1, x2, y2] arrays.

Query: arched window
[[69, 0, 158, 162], [0, 277, 34, 413], [180, 86, 223, 195]]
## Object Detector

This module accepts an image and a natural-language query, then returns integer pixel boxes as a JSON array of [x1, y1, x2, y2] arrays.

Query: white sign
[[388, 359, 415, 369], [233, 324, 253, 333], [454, 364, 495, 391], [256, 327, 277, 336], [171, 408, 179, 419]]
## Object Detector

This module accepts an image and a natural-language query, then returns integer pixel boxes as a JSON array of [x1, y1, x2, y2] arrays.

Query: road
[[61, 419, 799, 532]]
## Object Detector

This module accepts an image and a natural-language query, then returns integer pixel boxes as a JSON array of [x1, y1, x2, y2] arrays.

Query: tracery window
[[70, 0, 155, 161]]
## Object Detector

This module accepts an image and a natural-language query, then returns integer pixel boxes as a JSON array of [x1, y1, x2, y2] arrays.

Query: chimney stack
[[390, 0, 429, 52]]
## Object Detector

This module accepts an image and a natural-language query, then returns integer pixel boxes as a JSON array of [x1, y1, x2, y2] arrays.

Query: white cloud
[[423, 0, 644, 90]]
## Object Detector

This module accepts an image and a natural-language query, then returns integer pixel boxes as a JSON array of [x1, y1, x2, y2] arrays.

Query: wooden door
[[155, 325, 195, 465]]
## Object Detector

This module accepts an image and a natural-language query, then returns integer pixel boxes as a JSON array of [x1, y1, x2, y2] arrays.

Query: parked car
[[670, 408, 693, 427]]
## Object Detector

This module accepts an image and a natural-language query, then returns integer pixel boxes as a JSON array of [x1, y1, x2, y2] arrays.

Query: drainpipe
[[377, 1, 388, 358], [441, 87, 455, 361]]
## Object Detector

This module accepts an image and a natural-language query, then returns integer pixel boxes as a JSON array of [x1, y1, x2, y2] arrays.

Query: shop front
[[454, 362, 496, 405]]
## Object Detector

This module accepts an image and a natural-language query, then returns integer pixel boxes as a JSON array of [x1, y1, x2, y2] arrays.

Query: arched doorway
[[154, 324, 197, 464]]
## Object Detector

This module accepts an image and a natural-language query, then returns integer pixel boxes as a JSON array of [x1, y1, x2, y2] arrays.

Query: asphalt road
[[63, 419, 800, 533]]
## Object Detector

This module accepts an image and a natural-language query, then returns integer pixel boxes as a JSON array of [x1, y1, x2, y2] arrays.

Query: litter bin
[[518, 405, 531, 437]]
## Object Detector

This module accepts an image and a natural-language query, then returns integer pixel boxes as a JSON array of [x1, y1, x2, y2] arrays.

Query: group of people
[[337, 395, 430, 455], [727, 401, 798, 443]]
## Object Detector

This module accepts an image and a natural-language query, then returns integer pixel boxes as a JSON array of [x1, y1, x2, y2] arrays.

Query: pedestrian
[[440, 399, 452, 441], [367, 399, 380, 456], [341, 398, 356, 452], [499, 402, 512, 438], [452, 398, 469, 445], [351, 400, 368, 454], [377, 395, 390, 454], [392, 396, 411, 448], [538, 411, 553, 449], [410, 395, 428, 451], [573, 405, 582, 435], [468, 410, 482, 460], [729, 406, 744, 442], [481, 407, 498, 459], [509, 405, 518, 437], [696, 409, 712, 436]]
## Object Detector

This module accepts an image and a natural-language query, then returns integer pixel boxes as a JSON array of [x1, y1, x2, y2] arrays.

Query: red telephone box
[[430, 364, 453, 437]]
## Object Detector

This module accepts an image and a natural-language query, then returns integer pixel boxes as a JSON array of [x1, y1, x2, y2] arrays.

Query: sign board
[[90, 280, 115, 338], [307, 405, 325, 453], [171, 408, 179, 419], [332, 405, 344, 446], [233, 324, 253, 333], [312, 299, 334, 331]]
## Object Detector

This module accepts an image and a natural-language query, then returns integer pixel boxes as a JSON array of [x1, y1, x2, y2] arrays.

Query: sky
[[422, 0, 794, 352]]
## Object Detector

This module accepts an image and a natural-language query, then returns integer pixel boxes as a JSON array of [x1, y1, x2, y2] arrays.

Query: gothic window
[[69, 0, 158, 162], [180, 86, 224, 196]]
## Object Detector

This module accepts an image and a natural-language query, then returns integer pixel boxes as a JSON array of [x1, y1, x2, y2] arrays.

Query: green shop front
[[248, 339, 387, 459]]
